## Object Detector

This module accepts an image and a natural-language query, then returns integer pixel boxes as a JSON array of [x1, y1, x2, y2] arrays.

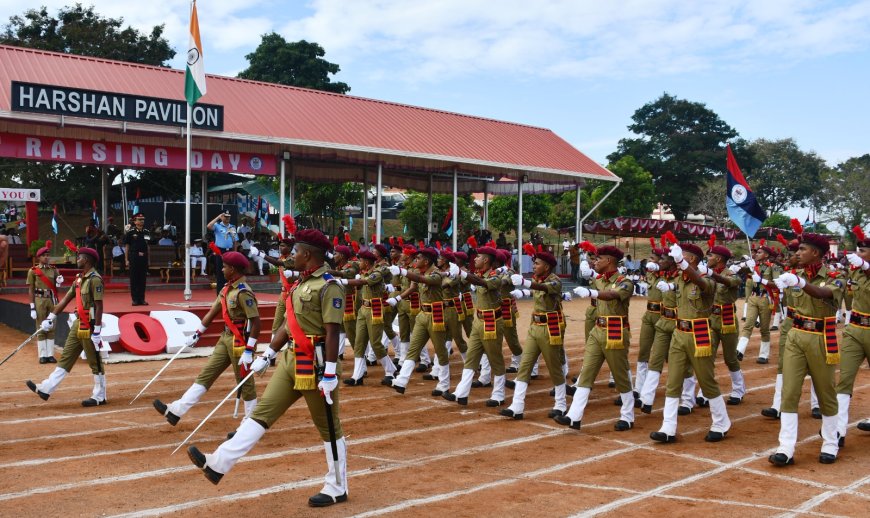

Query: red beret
[[679, 243, 705, 259], [760, 245, 779, 258], [36, 240, 52, 257], [222, 251, 249, 270], [401, 245, 418, 256], [499, 249, 514, 265], [280, 237, 295, 247], [454, 251, 468, 263], [295, 229, 333, 251], [334, 245, 353, 258], [709, 245, 732, 260], [535, 251, 557, 268], [800, 233, 830, 254], [440, 250, 456, 263], [357, 249, 376, 262], [596, 245, 624, 261], [417, 247, 439, 262], [77, 247, 99, 262], [787, 239, 800, 252], [374, 244, 388, 258], [477, 246, 498, 260]]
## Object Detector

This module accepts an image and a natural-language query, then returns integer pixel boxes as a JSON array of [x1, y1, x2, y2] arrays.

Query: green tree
[[0, 4, 175, 65], [744, 138, 827, 215], [592, 156, 656, 218], [398, 192, 477, 242], [762, 212, 791, 230], [549, 191, 578, 230], [238, 33, 350, 94], [609, 93, 738, 220], [819, 154, 870, 246], [488, 194, 552, 233], [291, 181, 362, 234]]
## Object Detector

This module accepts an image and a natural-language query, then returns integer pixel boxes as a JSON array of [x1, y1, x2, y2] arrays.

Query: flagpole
[[184, 102, 192, 301]]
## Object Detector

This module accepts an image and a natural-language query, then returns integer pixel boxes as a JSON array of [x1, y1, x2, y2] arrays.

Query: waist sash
[[676, 318, 711, 357]]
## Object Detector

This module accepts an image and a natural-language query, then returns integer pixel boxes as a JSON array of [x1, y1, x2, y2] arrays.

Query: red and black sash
[[823, 316, 839, 365], [714, 303, 737, 334], [478, 309, 499, 340], [677, 318, 712, 357], [409, 291, 421, 315], [343, 289, 356, 321], [368, 296, 384, 324], [285, 278, 316, 390], [75, 274, 91, 338], [220, 283, 247, 353], [546, 311, 563, 345], [462, 291, 474, 312], [32, 267, 59, 300], [501, 298, 514, 328], [453, 296, 465, 321]]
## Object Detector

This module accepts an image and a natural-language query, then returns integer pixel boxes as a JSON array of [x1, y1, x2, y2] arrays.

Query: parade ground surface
[[2, 297, 870, 518]]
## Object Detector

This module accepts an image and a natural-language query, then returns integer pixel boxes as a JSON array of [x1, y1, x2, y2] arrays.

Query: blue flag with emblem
[[725, 144, 766, 239]]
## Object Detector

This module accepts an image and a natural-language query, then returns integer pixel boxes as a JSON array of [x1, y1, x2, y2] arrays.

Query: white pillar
[[183, 104, 192, 301], [289, 162, 296, 220], [279, 157, 286, 234], [201, 172, 207, 241], [375, 163, 383, 244], [100, 167, 109, 232], [452, 168, 458, 251], [517, 178, 524, 274], [120, 170, 128, 228], [426, 175, 433, 245], [574, 185, 582, 243], [482, 182, 489, 231], [362, 170, 368, 245]]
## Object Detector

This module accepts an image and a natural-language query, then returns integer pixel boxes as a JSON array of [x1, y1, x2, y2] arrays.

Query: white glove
[[656, 280, 673, 292], [773, 277, 787, 291], [459, 269, 468, 280], [579, 261, 594, 278], [186, 324, 207, 347], [496, 266, 508, 274], [778, 272, 806, 289], [572, 286, 591, 298], [847, 253, 869, 270], [238, 349, 254, 368], [561, 292, 573, 301], [448, 263, 460, 279], [40, 313, 56, 332], [251, 347, 277, 376], [697, 263, 710, 276], [469, 284, 477, 292], [338, 278, 349, 286], [388, 265, 402, 276], [510, 273, 531, 288], [30, 303, 37, 320], [55, 274, 64, 286], [355, 274, 361, 279], [668, 244, 684, 263], [318, 361, 338, 404], [386, 295, 401, 306], [283, 269, 299, 279], [248, 245, 264, 259], [728, 264, 741, 274], [645, 262, 659, 272], [90, 326, 102, 348], [751, 272, 762, 283], [743, 258, 756, 269], [385, 283, 395, 293]]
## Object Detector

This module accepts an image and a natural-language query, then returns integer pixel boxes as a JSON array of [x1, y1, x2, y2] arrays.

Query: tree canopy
[[238, 33, 350, 94], [398, 192, 477, 242], [488, 194, 551, 233], [819, 154, 870, 246], [743, 138, 827, 216]]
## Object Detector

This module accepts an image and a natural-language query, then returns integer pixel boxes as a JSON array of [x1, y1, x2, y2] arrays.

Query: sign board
[[0, 187, 40, 202]]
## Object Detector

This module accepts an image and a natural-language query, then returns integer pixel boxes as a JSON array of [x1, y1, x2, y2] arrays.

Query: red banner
[[0, 132, 275, 175]]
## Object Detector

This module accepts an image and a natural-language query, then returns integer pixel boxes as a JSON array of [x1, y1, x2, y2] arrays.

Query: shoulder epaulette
[[323, 272, 337, 284]]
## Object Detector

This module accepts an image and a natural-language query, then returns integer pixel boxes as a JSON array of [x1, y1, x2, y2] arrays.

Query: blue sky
[[1, 0, 868, 221]]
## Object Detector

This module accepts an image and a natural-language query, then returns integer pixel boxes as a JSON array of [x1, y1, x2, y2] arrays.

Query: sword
[[0, 330, 39, 368], [315, 342, 341, 486], [171, 370, 255, 455], [129, 343, 191, 405]]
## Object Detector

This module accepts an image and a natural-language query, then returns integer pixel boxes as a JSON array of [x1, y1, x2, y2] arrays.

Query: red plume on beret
[[435, 240, 442, 250], [388, 236, 395, 246], [45, 240, 52, 249], [853, 225, 866, 242], [649, 237, 656, 249], [282, 214, 296, 236], [344, 232, 352, 244], [208, 242, 222, 256], [790, 218, 804, 236], [776, 233, 789, 247], [402, 245, 417, 256], [418, 240, 425, 249], [398, 237, 404, 246], [333, 236, 339, 246], [578, 241, 597, 254], [351, 241, 360, 253], [663, 231, 678, 245], [707, 234, 716, 251], [759, 238, 766, 247], [64, 239, 78, 253], [522, 242, 537, 257], [466, 235, 478, 249], [486, 240, 496, 248]]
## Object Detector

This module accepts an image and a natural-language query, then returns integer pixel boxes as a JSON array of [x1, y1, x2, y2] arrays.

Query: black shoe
[[771, 326, 779, 331], [650, 431, 676, 443], [572, 376, 578, 383], [547, 409, 564, 418], [727, 397, 742, 405], [755, 321, 760, 328], [838, 436, 845, 448], [705, 430, 728, 442], [737, 352, 744, 361], [380, 376, 394, 386], [421, 373, 437, 381], [549, 388, 556, 396], [46, 357, 57, 363], [678, 406, 693, 416], [415, 363, 430, 373], [608, 381, 616, 388], [554, 415, 580, 429], [634, 398, 643, 409], [812, 407, 822, 419], [39, 357, 48, 364], [339, 353, 344, 361], [81, 398, 107, 407], [505, 380, 516, 390], [530, 375, 539, 380], [741, 317, 747, 321], [857, 421, 870, 431], [442, 391, 456, 402], [366, 359, 377, 366], [485, 399, 503, 407], [226, 431, 236, 440], [472, 380, 492, 388], [431, 389, 445, 397], [756, 357, 769, 364], [343, 378, 363, 386], [26, 380, 50, 401], [566, 385, 577, 397], [308, 492, 347, 507], [188, 446, 223, 484], [641, 404, 652, 414], [614, 420, 634, 431], [505, 366, 518, 373], [696, 397, 710, 408], [392, 384, 406, 394], [819, 453, 837, 464], [768, 453, 794, 466], [761, 407, 781, 419], [501, 408, 524, 420], [153, 399, 180, 426], [457, 397, 468, 406], [614, 396, 623, 406]]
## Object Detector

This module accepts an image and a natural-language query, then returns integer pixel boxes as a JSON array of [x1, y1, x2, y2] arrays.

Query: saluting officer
[[188, 229, 348, 507], [124, 212, 150, 306], [28, 241, 63, 363], [26, 246, 108, 407], [207, 210, 238, 294], [152, 252, 259, 425]]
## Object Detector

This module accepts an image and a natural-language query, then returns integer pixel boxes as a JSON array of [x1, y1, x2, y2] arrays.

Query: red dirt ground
[[1, 297, 869, 518]]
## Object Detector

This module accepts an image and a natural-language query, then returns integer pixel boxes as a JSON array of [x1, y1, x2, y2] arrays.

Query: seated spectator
[[158, 231, 175, 246], [112, 239, 126, 274], [189, 239, 207, 276]]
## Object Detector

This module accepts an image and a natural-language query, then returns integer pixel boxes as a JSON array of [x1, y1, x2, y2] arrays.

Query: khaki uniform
[[460, 277, 474, 338], [499, 269, 523, 358], [516, 273, 565, 385], [396, 268, 417, 342], [27, 265, 59, 341], [406, 266, 449, 365], [353, 267, 388, 360], [637, 271, 664, 365], [441, 272, 468, 354], [462, 270, 506, 375], [576, 273, 633, 391], [584, 300, 598, 340], [377, 260, 398, 341], [711, 268, 741, 373], [665, 274, 718, 399], [836, 266, 870, 438], [741, 262, 780, 342], [58, 269, 105, 375], [193, 278, 258, 402], [335, 261, 360, 348], [271, 255, 294, 335]]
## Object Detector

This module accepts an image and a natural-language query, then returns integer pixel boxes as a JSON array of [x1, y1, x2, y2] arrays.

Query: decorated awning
[[562, 217, 830, 243]]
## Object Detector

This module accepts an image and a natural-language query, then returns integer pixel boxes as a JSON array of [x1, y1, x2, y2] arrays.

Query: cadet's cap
[[596, 245, 624, 261], [535, 251, 557, 268], [295, 229, 333, 251], [77, 247, 100, 263], [222, 251, 249, 270], [800, 233, 830, 254], [709, 245, 732, 260]]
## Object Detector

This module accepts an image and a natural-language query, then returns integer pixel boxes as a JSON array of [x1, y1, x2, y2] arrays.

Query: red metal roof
[[0, 44, 617, 184]]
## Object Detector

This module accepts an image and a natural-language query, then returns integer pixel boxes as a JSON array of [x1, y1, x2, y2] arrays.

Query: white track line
[[780, 473, 870, 517]]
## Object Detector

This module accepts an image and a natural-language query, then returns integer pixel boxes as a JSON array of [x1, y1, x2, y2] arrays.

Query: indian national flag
[[184, 1, 206, 106]]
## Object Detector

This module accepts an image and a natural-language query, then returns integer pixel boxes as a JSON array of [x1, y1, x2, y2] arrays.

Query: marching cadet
[[762, 237, 800, 419], [390, 245, 420, 365], [372, 243, 399, 361], [736, 241, 782, 364], [26, 245, 108, 406], [634, 241, 667, 402], [455, 251, 476, 340], [340, 248, 397, 385], [249, 234, 295, 342], [495, 249, 524, 374], [769, 233, 843, 465], [445, 246, 506, 406], [328, 244, 360, 359], [556, 245, 635, 431], [28, 240, 63, 363], [501, 247, 567, 419], [650, 242, 731, 444], [697, 241, 745, 406], [188, 229, 348, 507], [389, 247, 454, 395], [835, 226, 870, 444], [152, 251, 259, 425], [438, 249, 468, 362]]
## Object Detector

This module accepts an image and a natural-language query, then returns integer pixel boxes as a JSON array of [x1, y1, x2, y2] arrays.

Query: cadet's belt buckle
[[802, 321, 816, 331], [859, 316, 870, 327], [679, 320, 692, 331]]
